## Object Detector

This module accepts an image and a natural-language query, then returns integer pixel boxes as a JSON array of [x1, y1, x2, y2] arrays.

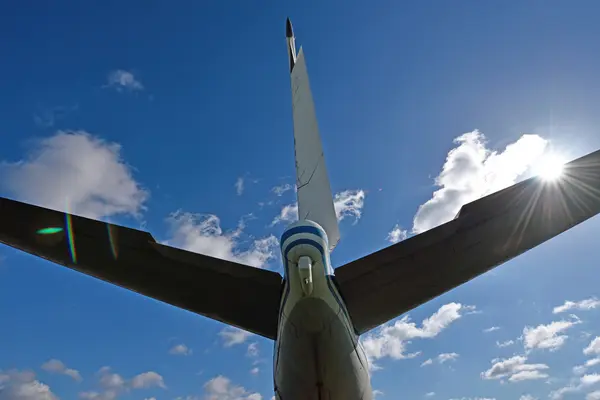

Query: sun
[[534, 154, 566, 181]]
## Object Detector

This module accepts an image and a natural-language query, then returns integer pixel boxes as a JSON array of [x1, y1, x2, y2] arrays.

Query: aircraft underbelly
[[274, 297, 372, 400]]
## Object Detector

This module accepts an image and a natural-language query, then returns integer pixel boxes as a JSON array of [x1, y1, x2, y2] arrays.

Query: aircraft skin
[[274, 20, 372, 399], [274, 220, 372, 399], [1, 17, 600, 400]]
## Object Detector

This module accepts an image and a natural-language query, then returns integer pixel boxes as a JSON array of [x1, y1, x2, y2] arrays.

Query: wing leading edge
[[336, 148, 600, 335], [0, 197, 283, 339]]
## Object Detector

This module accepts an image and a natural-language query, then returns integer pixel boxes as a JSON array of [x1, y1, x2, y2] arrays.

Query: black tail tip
[[286, 17, 294, 38]]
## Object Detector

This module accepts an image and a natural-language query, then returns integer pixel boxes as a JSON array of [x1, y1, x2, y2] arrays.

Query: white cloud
[[362, 303, 474, 370], [412, 131, 547, 233], [554, 298, 600, 314], [520, 395, 537, 400], [106, 70, 144, 91], [98, 368, 125, 391], [271, 189, 366, 226], [246, 342, 259, 358], [271, 183, 292, 196], [166, 211, 278, 269], [581, 374, 600, 386], [523, 318, 580, 351], [130, 371, 166, 389], [481, 355, 549, 382], [79, 391, 113, 400], [386, 224, 408, 244], [41, 359, 82, 382], [373, 389, 384, 398], [249, 367, 259, 376], [549, 385, 579, 400], [421, 353, 459, 366], [449, 398, 496, 400], [496, 340, 514, 348], [0, 370, 58, 400], [333, 189, 365, 223], [585, 337, 600, 356], [551, 373, 600, 400], [219, 327, 254, 347], [203, 375, 262, 400], [425, 392, 435, 397], [438, 353, 459, 363], [83, 367, 165, 399], [483, 327, 500, 333], [169, 344, 192, 356], [270, 203, 298, 226], [574, 358, 600, 375], [0, 131, 148, 219], [588, 391, 600, 400], [235, 177, 245, 196], [509, 370, 549, 382]]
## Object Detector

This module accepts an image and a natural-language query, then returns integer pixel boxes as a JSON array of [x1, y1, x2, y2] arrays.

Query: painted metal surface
[[289, 42, 341, 250]]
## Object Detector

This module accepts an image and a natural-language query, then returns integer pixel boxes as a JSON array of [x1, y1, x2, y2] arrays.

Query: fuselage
[[273, 220, 373, 400]]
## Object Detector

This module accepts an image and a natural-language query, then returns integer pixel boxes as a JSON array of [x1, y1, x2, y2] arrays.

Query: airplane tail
[[287, 18, 341, 250]]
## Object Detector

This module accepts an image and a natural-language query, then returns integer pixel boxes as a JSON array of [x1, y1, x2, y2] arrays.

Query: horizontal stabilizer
[[336, 148, 600, 334], [0, 197, 283, 339]]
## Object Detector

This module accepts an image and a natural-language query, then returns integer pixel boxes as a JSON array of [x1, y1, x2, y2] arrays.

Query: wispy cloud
[[573, 358, 600, 375], [450, 398, 496, 400], [421, 353, 459, 366], [362, 303, 475, 370], [219, 327, 254, 347], [553, 298, 600, 314], [166, 211, 278, 269], [481, 355, 549, 382], [496, 340, 515, 348], [270, 203, 298, 226], [0, 131, 148, 219], [588, 391, 600, 400], [271, 189, 366, 226], [412, 131, 547, 233], [520, 395, 537, 400], [169, 344, 192, 356], [550, 373, 600, 400], [41, 359, 82, 381], [333, 189, 366, 223], [483, 326, 500, 333], [34, 104, 78, 128], [386, 224, 408, 244], [271, 183, 292, 196], [106, 69, 144, 91], [437, 352, 459, 363], [584, 337, 600, 356], [246, 342, 259, 358], [235, 177, 245, 196]]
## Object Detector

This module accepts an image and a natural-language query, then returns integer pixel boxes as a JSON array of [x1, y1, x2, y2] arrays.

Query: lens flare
[[534, 154, 566, 181], [65, 213, 77, 264], [36, 227, 63, 235]]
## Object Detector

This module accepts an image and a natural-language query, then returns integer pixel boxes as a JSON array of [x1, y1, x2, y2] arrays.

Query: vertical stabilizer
[[287, 20, 340, 250]]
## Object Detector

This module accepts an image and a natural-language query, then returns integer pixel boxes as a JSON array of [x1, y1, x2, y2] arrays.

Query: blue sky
[[2, 1, 600, 399]]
